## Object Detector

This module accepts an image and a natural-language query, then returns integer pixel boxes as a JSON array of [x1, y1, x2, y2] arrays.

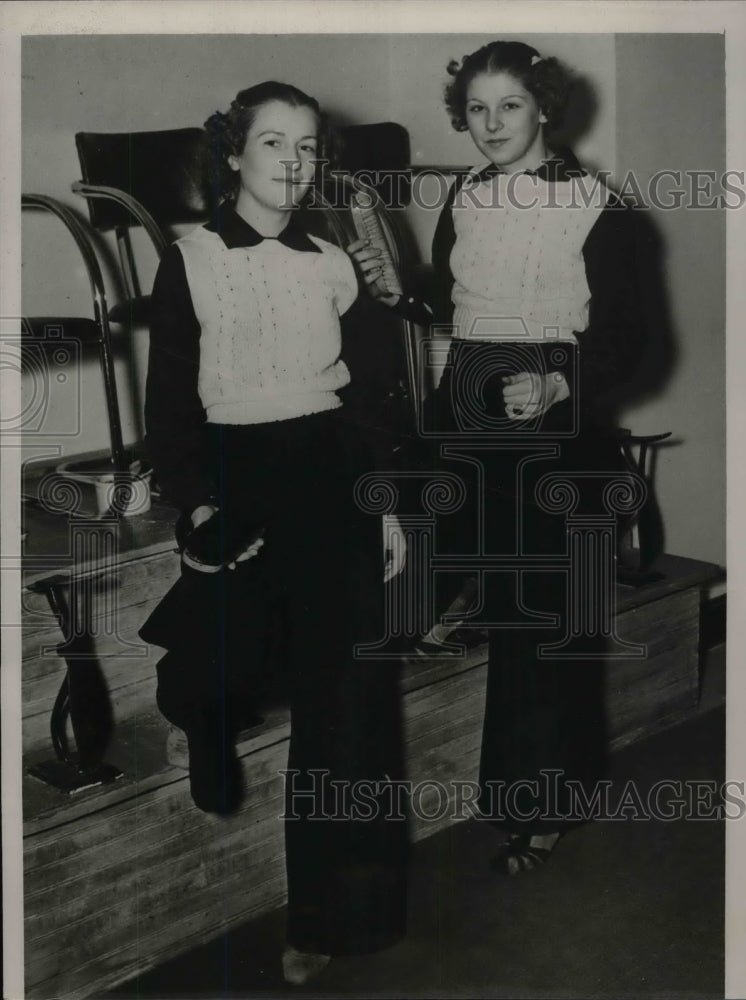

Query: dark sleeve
[[387, 288, 433, 329], [144, 243, 214, 514], [575, 201, 649, 417], [429, 177, 459, 326]]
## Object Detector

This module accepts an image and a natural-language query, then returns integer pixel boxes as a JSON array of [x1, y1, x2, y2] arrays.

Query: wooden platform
[[20, 499, 722, 1000]]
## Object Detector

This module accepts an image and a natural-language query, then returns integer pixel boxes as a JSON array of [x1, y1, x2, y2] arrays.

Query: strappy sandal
[[410, 628, 488, 659], [490, 832, 564, 875], [282, 946, 331, 985]]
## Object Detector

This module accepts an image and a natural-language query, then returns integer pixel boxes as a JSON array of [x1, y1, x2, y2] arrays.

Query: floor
[[107, 644, 725, 1000]]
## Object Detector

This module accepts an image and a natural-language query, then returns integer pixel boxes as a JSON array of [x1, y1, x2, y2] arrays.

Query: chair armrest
[[22, 194, 113, 337], [71, 181, 168, 257], [22, 192, 126, 470]]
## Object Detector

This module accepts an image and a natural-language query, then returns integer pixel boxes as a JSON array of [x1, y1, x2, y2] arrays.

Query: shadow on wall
[[555, 73, 600, 166], [598, 208, 679, 563]]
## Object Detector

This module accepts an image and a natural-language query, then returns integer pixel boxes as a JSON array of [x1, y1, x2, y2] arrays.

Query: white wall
[[20, 32, 725, 569], [614, 34, 725, 568]]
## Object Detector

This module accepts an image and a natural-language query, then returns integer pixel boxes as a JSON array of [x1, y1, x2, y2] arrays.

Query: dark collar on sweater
[[474, 146, 586, 183], [205, 204, 321, 253]]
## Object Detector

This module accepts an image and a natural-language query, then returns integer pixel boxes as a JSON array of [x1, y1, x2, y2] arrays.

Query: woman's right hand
[[346, 238, 401, 308], [183, 504, 264, 572], [182, 504, 219, 573], [190, 504, 218, 530]]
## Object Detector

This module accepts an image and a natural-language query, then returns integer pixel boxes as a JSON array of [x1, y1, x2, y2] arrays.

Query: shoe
[[166, 724, 189, 769], [410, 628, 487, 659], [282, 945, 331, 984], [490, 831, 564, 875], [184, 715, 242, 816]]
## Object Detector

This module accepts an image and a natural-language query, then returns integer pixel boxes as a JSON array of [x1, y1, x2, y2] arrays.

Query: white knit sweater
[[177, 226, 358, 425], [450, 171, 611, 342]]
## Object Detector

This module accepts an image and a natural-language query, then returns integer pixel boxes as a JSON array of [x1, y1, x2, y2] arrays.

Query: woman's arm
[[428, 176, 460, 327], [144, 243, 215, 514], [575, 199, 649, 419]]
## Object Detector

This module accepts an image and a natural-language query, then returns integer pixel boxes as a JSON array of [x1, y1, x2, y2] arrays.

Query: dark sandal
[[410, 628, 488, 659], [490, 832, 563, 875]]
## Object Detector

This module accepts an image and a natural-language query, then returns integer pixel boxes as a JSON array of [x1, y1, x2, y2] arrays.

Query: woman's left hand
[[383, 514, 407, 583], [227, 536, 265, 570], [502, 371, 570, 420]]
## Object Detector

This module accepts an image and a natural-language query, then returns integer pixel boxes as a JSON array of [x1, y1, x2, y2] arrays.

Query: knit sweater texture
[[177, 225, 358, 425], [450, 171, 609, 342]]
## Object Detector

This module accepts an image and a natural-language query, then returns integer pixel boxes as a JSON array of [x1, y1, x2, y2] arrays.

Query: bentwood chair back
[[21, 193, 126, 471]]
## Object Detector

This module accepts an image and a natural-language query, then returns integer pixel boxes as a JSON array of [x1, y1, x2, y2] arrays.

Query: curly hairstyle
[[444, 41, 572, 132], [203, 81, 333, 204]]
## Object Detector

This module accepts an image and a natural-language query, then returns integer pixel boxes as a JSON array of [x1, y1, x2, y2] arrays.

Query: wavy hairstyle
[[203, 81, 333, 204], [444, 41, 572, 132]]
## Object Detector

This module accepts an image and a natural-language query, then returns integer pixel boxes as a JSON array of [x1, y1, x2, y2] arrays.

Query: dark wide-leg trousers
[[141, 411, 407, 955], [428, 341, 626, 833]]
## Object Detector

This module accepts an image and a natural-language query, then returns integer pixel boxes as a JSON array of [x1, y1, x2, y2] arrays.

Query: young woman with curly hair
[[353, 40, 648, 875], [141, 81, 407, 983]]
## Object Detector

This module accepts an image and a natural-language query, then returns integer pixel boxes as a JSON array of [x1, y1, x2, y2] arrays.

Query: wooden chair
[[616, 428, 673, 584]]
